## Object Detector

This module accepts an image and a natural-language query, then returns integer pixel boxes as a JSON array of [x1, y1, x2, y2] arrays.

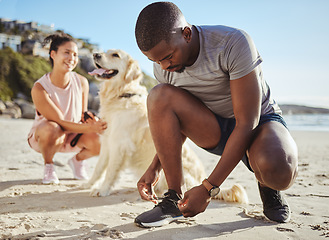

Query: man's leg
[[248, 121, 298, 222], [248, 121, 298, 190], [147, 84, 221, 195], [135, 84, 221, 227]]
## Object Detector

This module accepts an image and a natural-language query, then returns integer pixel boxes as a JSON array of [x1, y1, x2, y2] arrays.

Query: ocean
[[282, 114, 329, 132]]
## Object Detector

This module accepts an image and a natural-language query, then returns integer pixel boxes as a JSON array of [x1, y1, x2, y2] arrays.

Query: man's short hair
[[135, 2, 183, 51]]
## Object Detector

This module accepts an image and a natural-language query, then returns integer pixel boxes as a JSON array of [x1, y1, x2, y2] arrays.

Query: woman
[[27, 32, 107, 184]]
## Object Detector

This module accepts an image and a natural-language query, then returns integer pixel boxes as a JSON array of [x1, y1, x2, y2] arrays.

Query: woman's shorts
[[27, 119, 81, 153], [203, 113, 288, 172]]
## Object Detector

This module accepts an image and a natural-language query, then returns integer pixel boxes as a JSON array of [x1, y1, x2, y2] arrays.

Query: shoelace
[[155, 193, 180, 209]]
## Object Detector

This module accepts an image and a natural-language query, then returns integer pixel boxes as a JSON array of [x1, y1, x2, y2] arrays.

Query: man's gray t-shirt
[[153, 25, 281, 118]]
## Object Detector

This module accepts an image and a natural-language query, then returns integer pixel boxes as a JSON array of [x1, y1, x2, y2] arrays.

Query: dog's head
[[90, 49, 142, 84]]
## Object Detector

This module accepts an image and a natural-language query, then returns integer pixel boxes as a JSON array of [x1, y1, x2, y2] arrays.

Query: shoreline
[[0, 118, 328, 239]]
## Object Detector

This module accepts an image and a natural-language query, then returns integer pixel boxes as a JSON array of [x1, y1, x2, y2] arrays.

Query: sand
[[0, 118, 328, 240]]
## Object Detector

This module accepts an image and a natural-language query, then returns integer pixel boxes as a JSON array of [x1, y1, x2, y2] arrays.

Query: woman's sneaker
[[258, 182, 291, 223], [135, 189, 184, 228], [42, 164, 59, 184], [68, 156, 89, 180]]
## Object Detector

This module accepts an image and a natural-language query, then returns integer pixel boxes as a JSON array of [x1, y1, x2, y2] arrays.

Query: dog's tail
[[213, 183, 248, 204]]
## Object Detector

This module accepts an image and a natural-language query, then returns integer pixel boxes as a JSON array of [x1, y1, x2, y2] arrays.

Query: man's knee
[[254, 151, 298, 190], [147, 84, 176, 109]]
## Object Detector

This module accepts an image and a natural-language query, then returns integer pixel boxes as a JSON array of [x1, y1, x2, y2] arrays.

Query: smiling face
[[51, 41, 78, 73]]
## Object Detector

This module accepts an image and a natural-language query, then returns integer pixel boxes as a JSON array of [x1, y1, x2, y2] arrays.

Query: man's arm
[[207, 69, 261, 186], [178, 69, 261, 217], [137, 154, 162, 203]]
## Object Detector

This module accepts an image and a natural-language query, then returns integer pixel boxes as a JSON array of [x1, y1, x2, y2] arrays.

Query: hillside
[[280, 104, 329, 115], [0, 47, 91, 101], [0, 47, 157, 102]]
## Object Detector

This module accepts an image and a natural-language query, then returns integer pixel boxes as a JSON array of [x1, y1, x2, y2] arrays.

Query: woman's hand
[[86, 120, 107, 134], [178, 184, 211, 217], [81, 111, 98, 123]]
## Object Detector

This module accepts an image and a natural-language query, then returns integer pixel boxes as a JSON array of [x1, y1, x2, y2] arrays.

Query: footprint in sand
[[276, 227, 295, 233], [120, 212, 137, 220], [90, 224, 125, 239], [242, 207, 271, 222]]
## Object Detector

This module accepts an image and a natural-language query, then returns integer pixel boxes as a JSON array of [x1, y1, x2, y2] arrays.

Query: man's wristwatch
[[202, 179, 220, 197]]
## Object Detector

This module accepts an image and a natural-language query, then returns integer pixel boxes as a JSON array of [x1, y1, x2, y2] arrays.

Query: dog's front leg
[[91, 147, 126, 197], [83, 139, 110, 190]]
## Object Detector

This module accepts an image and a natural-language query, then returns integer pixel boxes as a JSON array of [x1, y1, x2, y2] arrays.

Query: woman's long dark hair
[[42, 32, 76, 67]]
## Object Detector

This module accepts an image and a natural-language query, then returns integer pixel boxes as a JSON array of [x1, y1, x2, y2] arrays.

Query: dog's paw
[[90, 188, 111, 197]]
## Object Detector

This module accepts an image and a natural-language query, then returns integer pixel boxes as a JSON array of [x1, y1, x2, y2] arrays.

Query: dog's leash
[[70, 111, 97, 147], [119, 93, 142, 98]]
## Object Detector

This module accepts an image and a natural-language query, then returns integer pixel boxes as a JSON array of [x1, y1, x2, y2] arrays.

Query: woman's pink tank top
[[28, 72, 83, 134]]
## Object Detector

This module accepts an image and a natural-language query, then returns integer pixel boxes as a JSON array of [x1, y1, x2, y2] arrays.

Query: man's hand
[[178, 184, 211, 217], [137, 168, 160, 204]]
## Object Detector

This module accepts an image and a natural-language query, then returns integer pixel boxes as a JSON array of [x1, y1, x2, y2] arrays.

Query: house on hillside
[[0, 33, 21, 51], [21, 40, 49, 57], [0, 17, 100, 68], [0, 18, 54, 33]]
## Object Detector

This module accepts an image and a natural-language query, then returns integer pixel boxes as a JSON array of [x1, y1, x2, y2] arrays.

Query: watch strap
[[202, 178, 215, 192]]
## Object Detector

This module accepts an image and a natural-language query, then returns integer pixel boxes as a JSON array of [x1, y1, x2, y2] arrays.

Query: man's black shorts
[[203, 113, 288, 172]]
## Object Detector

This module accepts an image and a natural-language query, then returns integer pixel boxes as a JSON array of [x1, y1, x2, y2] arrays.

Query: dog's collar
[[119, 93, 141, 98]]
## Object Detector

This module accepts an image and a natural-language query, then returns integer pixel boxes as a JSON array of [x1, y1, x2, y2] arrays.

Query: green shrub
[[0, 47, 52, 101]]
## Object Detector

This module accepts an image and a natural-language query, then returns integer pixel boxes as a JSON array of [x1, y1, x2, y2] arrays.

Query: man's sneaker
[[42, 164, 59, 184], [135, 189, 184, 228], [68, 156, 89, 180], [258, 182, 291, 223]]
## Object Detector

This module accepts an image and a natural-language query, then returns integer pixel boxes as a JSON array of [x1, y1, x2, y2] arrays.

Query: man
[[134, 2, 298, 228]]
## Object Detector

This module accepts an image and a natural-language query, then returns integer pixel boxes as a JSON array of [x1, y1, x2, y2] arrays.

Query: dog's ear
[[125, 58, 142, 82]]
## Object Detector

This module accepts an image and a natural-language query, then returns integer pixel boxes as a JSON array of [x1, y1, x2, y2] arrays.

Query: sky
[[0, 0, 328, 108]]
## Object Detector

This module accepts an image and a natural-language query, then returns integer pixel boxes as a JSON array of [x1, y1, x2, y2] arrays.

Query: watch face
[[210, 187, 220, 197]]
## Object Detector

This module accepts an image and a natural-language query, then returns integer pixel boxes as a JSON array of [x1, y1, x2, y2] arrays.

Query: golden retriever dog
[[85, 49, 248, 204]]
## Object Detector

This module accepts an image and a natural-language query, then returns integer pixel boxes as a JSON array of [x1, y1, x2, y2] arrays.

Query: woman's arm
[[78, 73, 89, 113], [31, 82, 106, 134]]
